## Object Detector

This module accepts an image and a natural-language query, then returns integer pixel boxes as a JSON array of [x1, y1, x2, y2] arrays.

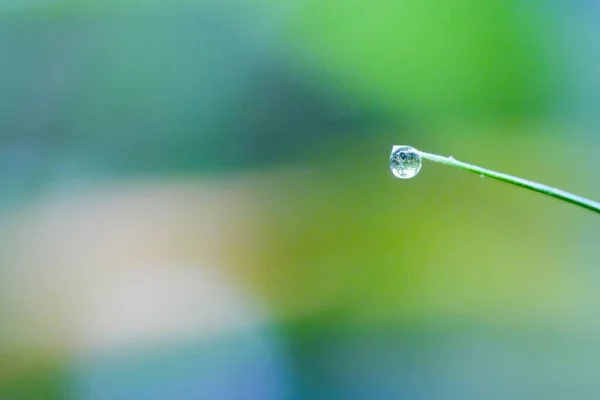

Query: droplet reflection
[[389, 145, 422, 179]]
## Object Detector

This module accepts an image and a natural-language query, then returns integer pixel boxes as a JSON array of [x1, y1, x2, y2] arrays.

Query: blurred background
[[1, 1, 600, 399]]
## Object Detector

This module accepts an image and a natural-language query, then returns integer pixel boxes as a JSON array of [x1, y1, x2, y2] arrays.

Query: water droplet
[[390, 145, 422, 179]]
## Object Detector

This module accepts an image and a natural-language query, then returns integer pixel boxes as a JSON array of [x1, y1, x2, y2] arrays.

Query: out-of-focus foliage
[[277, 0, 559, 119], [1, 1, 599, 399]]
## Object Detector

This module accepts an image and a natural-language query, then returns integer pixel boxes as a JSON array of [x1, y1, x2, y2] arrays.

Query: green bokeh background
[[1, 1, 599, 399]]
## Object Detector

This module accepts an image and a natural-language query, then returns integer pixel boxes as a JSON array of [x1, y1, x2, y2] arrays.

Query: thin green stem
[[418, 150, 600, 215]]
